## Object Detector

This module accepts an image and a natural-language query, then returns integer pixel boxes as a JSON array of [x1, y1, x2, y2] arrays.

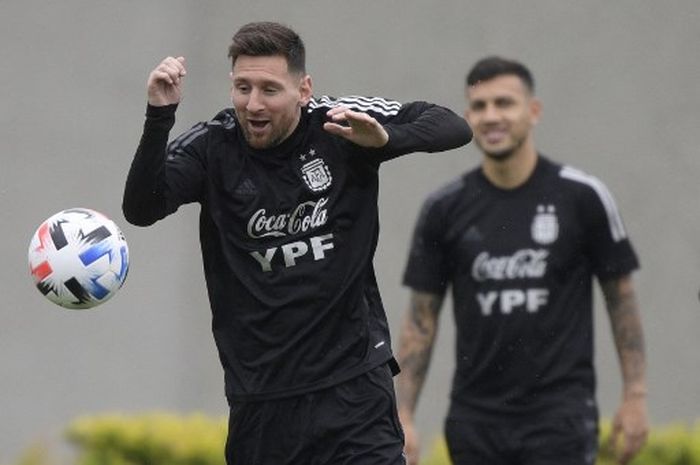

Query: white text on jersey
[[472, 249, 549, 282], [477, 288, 549, 315], [247, 198, 329, 239], [250, 233, 335, 272]]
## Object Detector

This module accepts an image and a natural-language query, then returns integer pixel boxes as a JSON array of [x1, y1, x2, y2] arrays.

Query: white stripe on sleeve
[[560, 166, 627, 242], [308, 95, 401, 116]]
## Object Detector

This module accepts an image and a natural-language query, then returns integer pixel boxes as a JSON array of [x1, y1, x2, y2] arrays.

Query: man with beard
[[123, 21, 471, 465], [396, 56, 648, 465]]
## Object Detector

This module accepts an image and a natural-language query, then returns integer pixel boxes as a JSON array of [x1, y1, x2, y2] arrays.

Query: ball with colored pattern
[[28, 208, 129, 309]]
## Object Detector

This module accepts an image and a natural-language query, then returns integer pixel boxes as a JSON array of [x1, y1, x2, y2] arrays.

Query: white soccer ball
[[28, 208, 129, 309]]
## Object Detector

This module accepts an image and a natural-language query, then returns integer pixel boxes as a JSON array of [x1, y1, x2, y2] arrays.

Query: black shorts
[[444, 413, 598, 465], [225, 364, 405, 465]]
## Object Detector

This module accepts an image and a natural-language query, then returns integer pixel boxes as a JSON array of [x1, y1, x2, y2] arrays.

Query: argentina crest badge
[[301, 156, 332, 192], [531, 204, 559, 245]]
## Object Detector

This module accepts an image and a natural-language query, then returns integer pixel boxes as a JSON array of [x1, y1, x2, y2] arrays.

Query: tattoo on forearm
[[409, 293, 441, 336], [396, 292, 443, 413], [602, 276, 646, 386]]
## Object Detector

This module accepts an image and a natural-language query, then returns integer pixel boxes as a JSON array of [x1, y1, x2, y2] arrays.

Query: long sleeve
[[380, 101, 472, 159], [123, 104, 207, 227], [122, 104, 177, 226]]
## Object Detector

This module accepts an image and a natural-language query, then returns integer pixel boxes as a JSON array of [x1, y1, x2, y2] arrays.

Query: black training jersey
[[123, 96, 471, 402], [403, 156, 638, 419]]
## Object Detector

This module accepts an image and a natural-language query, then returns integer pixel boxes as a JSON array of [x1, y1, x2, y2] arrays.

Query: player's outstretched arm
[[396, 290, 444, 465], [377, 101, 472, 157], [147, 56, 187, 107], [601, 274, 649, 465], [323, 107, 389, 148]]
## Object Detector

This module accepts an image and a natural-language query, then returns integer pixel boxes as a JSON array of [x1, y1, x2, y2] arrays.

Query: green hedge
[[48, 413, 700, 465], [422, 420, 700, 465], [65, 412, 227, 465]]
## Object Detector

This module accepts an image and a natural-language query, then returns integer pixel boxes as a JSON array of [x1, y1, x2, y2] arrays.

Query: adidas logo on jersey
[[462, 225, 483, 242], [234, 178, 257, 196]]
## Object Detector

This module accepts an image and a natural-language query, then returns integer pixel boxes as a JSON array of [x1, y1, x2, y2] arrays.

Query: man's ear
[[299, 74, 313, 106]]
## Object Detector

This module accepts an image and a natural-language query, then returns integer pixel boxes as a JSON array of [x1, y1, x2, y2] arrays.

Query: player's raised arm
[[123, 56, 205, 227], [147, 56, 187, 107]]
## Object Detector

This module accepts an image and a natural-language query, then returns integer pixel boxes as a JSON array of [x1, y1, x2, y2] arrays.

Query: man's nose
[[482, 103, 500, 122], [246, 89, 264, 112]]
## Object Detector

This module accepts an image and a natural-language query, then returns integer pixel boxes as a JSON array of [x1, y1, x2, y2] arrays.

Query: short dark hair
[[228, 21, 306, 74], [466, 56, 535, 93]]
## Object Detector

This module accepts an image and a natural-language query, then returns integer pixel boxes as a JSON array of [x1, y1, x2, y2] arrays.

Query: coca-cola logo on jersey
[[247, 197, 329, 239], [471, 249, 549, 282]]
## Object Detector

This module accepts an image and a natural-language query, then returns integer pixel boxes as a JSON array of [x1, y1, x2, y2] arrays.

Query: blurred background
[[2, 0, 699, 462]]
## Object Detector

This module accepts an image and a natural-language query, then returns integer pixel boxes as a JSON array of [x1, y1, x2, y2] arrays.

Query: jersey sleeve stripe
[[559, 166, 627, 242], [339, 95, 402, 110], [168, 123, 208, 153], [311, 95, 402, 110], [210, 112, 237, 130], [309, 95, 401, 116]]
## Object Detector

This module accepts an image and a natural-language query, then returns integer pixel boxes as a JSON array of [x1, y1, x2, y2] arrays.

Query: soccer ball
[[28, 208, 129, 309]]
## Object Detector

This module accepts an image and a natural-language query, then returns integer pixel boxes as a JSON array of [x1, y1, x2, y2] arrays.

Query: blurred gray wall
[[2, 0, 699, 462]]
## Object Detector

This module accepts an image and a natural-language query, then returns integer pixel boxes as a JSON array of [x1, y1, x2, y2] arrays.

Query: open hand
[[323, 106, 389, 148]]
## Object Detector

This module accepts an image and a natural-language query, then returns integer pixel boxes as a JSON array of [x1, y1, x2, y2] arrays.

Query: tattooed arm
[[396, 290, 444, 465], [601, 274, 649, 465]]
